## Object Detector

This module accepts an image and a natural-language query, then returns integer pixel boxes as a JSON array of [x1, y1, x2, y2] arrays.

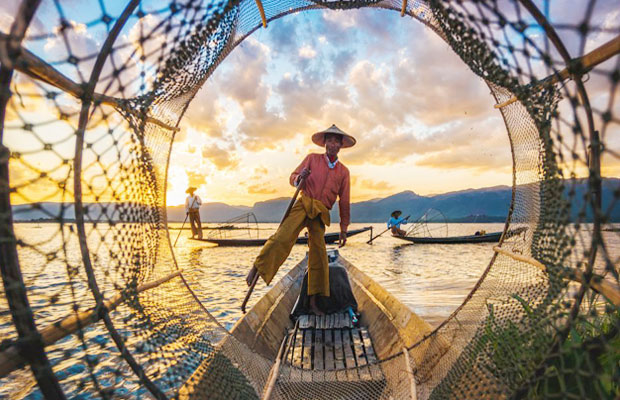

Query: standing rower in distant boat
[[387, 210, 409, 237], [185, 187, 203, 239], [246, 124, 355, 316]]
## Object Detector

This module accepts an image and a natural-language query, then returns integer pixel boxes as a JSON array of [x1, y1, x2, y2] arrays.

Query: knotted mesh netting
[[0, 0, 618, 399]]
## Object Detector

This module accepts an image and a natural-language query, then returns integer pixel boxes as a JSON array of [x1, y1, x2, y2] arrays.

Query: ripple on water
[[2, 222, 616, 398], [174, 223, 511, 329]]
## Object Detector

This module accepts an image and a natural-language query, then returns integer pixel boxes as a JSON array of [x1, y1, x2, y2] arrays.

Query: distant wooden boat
[[395, 227, 527, 244], [180, 250, 436, 399], [192, 226, 372, 247]]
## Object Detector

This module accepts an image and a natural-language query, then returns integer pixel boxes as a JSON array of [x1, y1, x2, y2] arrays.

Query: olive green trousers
[[254, 194, 331, 296]]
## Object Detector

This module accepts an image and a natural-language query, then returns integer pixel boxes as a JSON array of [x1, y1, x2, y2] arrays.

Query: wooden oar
[[366, 215, 410, 244], [241, 175, 307, 313]]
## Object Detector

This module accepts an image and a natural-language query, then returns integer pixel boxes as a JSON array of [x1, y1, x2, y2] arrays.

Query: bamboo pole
[[494, 35, 620, 109], [254, 0, 267, 28], [493, 246, 545, 271], [0, 33, 180, 133], [0, 2, 67, 396], [493, 246, 620, 306], [401, 0, 408, 17], [262, 334, 287, 400], [0, 270, 182, 378], [402, 347, 417, 400], [367, 215, 409, 244]]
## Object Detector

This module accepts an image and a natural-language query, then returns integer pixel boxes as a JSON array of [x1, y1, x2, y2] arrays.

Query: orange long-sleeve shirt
[[289, 153, 351, 230]]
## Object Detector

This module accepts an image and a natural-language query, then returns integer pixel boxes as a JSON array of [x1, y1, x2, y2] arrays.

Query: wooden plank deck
[[360, 328, 383, 380], [324, 329, 334, 371], [281, 313, 384, 384], [351, 328, 372, 380]]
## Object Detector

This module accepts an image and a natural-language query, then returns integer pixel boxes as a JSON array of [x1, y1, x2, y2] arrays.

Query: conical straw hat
[[311, 124, 356, 148]]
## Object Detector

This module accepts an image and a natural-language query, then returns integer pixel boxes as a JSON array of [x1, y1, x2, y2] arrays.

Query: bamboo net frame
[[0, 0, 618, 399]]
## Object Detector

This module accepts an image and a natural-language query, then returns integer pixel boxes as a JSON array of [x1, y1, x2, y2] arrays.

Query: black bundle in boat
[[290, 262, 358, 318]]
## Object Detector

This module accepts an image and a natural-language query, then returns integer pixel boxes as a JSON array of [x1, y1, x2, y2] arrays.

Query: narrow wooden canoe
[[395, 227, 527, 244], [192, 226, 372, 247], [232, 250, 434, 398], [179, 250, 439, 399]]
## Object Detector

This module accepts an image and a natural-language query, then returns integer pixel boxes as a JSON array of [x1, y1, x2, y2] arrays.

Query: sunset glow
[[1, 3, 617, 207]]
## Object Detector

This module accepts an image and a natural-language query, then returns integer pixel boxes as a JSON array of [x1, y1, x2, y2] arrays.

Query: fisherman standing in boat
[[387, 210, 409, 237], [246, 124, 354, 315], [185, 187, 203, 239]]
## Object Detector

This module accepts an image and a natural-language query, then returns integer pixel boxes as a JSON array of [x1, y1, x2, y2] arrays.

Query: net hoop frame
[[0, 0, 615, 399]]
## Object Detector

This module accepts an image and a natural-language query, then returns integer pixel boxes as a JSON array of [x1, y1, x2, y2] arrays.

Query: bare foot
[[246, 266, 258, 286]]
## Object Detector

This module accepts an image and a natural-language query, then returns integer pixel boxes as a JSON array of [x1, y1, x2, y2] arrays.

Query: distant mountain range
[[12, 178, 619, 223]]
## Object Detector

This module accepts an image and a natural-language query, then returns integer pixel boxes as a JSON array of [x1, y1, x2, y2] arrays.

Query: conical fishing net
[[0, 0, 618, 399]]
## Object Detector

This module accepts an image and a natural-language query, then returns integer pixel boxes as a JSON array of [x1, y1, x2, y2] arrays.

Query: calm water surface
[[174, 222, 506, 330], [2, 222, 617, 398]]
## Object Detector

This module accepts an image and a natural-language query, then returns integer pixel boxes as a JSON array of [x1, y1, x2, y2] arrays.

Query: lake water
[[2, 221, 617, 398], [172, 222, 506, 330]]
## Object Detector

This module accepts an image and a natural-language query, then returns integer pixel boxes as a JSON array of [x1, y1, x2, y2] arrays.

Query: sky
[[166, 4, 620, 207], [0, 1, 618, 207], [168, 8, 512, 206]]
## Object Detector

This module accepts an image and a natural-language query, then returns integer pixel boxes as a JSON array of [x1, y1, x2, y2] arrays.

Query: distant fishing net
[[204, 212, 261, 240], [406, 208, 449, 238], [0, 0, 617, 399]]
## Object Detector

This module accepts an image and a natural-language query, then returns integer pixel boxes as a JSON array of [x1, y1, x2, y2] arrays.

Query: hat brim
[[311, 131, 356, 148], [186, 187, 197, 194], [391, 210, 402, 217]]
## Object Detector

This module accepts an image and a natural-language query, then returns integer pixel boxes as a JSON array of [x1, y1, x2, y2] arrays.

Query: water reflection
[[174, 223, 515, 329]]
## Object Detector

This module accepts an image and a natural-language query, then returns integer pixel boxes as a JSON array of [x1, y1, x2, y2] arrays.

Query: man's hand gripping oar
[[241, 173, 309, 314]]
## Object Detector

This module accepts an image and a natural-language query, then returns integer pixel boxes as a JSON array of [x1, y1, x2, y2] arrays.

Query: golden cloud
[[356, 178, 394, 191], [186, 170, 207, 188], [247, 184, 277, 195], [201, 142, 238, 170]]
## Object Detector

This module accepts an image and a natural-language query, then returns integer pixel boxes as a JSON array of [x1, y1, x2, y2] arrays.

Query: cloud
[[179, 7, 502, 167], [0, 4, 16, 33], [298, 44, 317, 59], [354, 10, 394, 41], [330, 49, 357, 75], [322, 9, 358, 29], [254, 166, 268, 175], [357, 178, 394, 191], [0, 2, 47, 37], [179, 7, 510, 181], [416, 148, 509, 171], [247, 184, 277, 195], [220, 38, 270, 103], [182, 37, 297, 149], [179, 38, 272, 140], [267, 17, 299, 56], [179, 87, 224, 139], [186, 169, 207, 187], [236, 71, 334, 150], [414, 119, 511, 171], [201, 142, 238, 170], [344, 127, 422, 165]]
